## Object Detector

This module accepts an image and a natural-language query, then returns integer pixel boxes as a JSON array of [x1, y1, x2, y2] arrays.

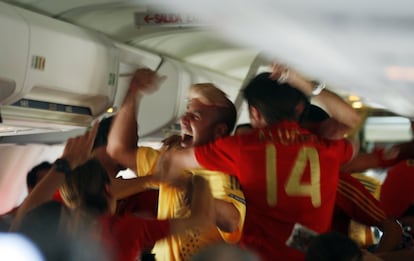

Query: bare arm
[[11, 122, 99, 231], [310, 88, 361, 132], [340, 152, 382, 173], [169, 175, 215, 234], [107, 69, 165, 172], [110, 175, 156, 200], [154, 147, 201, 184], [385, 141, 414, 162], [271, 63, 361, 133], [214, 199, 240, 232], [376, 249, 414, 261], [375, 219, 403, 253]]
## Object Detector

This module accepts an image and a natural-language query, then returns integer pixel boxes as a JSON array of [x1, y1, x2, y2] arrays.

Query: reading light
[[352, 101, 363, 109]]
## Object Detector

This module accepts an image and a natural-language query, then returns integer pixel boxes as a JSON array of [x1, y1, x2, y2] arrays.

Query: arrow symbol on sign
[[144, 15, 153, 23]]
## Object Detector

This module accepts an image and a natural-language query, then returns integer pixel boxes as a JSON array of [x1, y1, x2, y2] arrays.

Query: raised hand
[[61, 121, 99, 170], [128, 68, 167, 95], [270, 63, 290, 83], [270, 62, 308, 88]]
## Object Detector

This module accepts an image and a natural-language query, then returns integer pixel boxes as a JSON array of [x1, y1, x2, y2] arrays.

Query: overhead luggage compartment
[[0, 1, 118, 129]]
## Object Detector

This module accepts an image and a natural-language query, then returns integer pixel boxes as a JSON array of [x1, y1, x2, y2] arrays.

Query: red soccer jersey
[[334, 174, 386, 231], [380, 159, 414, 218], [195, 121, 353, 261], [99, 215, 170, 261]]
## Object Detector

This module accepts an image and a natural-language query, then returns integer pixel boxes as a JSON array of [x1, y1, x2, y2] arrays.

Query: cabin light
[[352, 101, 363, 109], [348, 95, 360, 102], [106, 107, 114, 113], [385, 66, 414, 82]]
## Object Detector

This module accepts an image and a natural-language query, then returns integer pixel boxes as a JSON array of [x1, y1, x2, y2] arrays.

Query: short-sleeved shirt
[[194, 121, 353, 261], [99, 215, 171, 261], [380, 159, 414, 218], [136, 147, 246, 261]]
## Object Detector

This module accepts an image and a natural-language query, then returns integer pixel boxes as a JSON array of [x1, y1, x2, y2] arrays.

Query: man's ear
[[249, 105, 266, 127], [249, 105, 260, 121], [295, 101, 306, 119], [214, 123, 228, 139], [104, 184, 113, 198]]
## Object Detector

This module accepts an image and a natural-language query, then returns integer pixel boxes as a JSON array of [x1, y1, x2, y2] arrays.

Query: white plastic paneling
[[10, 5, 118, 116], [364, 116, 413, 143], [0, 2, 29, 104], [0, 144, 63, 214]]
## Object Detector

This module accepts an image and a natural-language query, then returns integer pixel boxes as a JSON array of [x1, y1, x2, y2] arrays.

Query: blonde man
[[107, 69, 246, 261]]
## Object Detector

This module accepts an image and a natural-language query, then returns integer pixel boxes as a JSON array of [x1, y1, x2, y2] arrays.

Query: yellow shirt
[[136, 147, 246, 261]]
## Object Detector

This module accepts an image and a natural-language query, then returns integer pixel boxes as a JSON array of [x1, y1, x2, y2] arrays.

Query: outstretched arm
[[109, 175, 157, 200], [11, 122, 99, 231], [107, 69, 166, 172], [153, 146, 200, 184], [340, 152, 382, 173]]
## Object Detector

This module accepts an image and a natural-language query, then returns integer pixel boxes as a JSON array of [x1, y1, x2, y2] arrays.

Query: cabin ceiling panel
[[3, 0, 414, 117]]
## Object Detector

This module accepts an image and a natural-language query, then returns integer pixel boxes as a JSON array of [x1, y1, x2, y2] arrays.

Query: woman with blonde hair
[[13, 121, 215, 261]]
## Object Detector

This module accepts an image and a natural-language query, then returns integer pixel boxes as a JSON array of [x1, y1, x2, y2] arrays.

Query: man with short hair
[[107, 68, 246, 261]]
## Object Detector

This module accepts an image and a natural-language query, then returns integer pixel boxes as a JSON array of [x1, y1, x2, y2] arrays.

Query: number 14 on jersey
[[266, 145, 321, 207]]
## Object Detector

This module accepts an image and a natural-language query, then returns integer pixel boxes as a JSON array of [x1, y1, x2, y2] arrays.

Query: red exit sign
[[134, 12, 206, 27]]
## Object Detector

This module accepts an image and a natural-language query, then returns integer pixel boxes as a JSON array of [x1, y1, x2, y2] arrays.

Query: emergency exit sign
[[134, 12, 206, 27]]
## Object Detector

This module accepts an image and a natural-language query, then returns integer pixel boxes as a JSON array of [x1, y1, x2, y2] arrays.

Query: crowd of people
[[1, 63, 414, 261]]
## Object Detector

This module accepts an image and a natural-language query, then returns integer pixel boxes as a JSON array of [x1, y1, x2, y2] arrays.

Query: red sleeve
[[104, 216, 171, 261], [194, 135, 240, 176], [336, 174, 386, 227], [380, 160, 414, 218]]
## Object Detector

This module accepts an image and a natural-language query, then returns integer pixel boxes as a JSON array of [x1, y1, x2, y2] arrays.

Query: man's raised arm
[[271, 63, 361, 134], [107, 69, 165, 172]]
